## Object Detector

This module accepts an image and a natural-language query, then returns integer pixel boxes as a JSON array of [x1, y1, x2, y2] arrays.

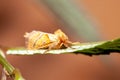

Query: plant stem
[[0, 50, 14, 74], [0, 50, 25, 80]]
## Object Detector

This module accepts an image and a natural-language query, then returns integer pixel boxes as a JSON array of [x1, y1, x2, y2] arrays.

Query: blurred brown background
[[0, 0, 120, 80]]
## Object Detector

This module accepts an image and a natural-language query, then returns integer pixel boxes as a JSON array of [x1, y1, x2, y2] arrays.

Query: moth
[[24, 29, 73, 50]]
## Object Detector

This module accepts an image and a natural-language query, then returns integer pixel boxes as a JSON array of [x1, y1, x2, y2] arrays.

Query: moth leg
[[62, 40, 78, 49], [43, 41, 60, 54], [61, 40, 72, 48], [64, 41, 81, 49]]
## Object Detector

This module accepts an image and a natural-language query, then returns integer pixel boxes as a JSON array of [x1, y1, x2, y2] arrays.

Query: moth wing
[[34, 34, 51, 49], [25, 31, 41, 49]]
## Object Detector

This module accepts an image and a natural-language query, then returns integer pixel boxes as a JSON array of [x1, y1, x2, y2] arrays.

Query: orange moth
[[24, 29, 72, 50]]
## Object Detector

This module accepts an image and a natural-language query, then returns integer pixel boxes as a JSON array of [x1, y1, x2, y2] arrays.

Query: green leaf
[[7, 38, 120, 56]]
